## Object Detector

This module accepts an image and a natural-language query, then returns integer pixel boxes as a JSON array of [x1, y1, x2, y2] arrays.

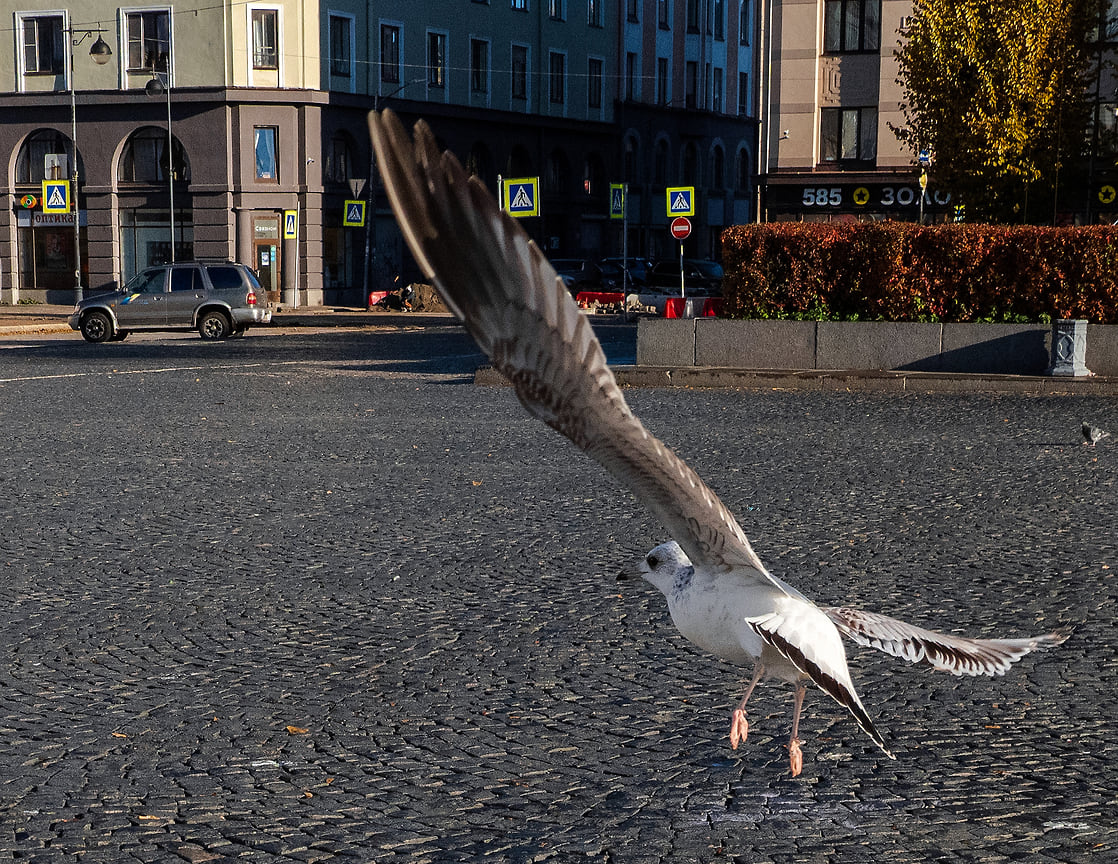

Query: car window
[[127, 269, 167, 294], [243, 268, 264, 291], [170, 267, 204, 292], [206, 266, 244, 291]]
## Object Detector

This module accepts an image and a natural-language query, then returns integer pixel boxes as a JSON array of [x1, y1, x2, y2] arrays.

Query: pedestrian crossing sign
[[503, 177, 540, 218], [609, 183, 626, 220], [343, 200, 366, 227], [283, 209, 298, 239], [42, 180, 70, 214], [666, 186, 695, 217]]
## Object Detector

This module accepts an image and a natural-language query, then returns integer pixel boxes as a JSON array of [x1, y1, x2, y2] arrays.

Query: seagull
[[369, 110, 1070, 776], [1082, 422, 1110, 446]]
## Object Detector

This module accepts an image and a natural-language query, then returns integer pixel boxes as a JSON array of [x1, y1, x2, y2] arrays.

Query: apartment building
[[2, 1, 755, 305], [618, 0, 758, 258]]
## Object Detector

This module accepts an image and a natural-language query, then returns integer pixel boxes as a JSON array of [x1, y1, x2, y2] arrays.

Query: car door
[[115, 267, 168, 327], [164, 265, 207, 326]]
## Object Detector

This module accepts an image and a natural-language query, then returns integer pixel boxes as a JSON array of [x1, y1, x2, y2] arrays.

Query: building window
[[251, 9, 278, 70], [325, 134, 352, 183], [588, 57, 602, 109], [625, 52, 637, 100], [627, 0, 640, 22], [820, 107, 878, 163], [659, 0, 670, 29], [21, 15, 64, 75], [682, 141, 699, 184], [654, 138, 669, 184], [15, 131, 72, 183], [471, 39, 490, 93], [739, 0, 750, 44], [712, 67, 723, 113], [656, 57, 669, 106], [824, 0, 881, 53], [329, 15, 353, 77], [254, 126, 278, 180], [737, 147, 750, 191], [687, 0, 700, 32], [549, 0, 565, 21], [714, 0, 725, 39], [549, 51, 566, 104], [712, 145, 725, 189], [127, 9, 171, 72], [685, 61, 698, 108], [511, 0, 528, 8], [381, 24, 400, 83], [428, 31, 447, 87], [120, 127, 189, 183], [588, 0, 602, 27], [738, 71, 749, 115], [511, 44, 529, 99]]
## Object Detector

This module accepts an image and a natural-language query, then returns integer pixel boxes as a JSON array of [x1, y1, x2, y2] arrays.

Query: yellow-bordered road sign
[[343, 200, 366, 227], [503, 177, 540, 217], [283, 209, 298, 239], [609, 183, 626, 219], [42, 180, 70, 214], [666, 186, 695, 217]]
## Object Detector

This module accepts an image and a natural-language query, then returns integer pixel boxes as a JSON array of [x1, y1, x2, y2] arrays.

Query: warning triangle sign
[[671, 191, 690, 211], [511, 185, 533, 209], [46, 186, 67, 208]]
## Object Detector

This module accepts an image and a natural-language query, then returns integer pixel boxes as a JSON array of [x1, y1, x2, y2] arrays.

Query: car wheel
[[80, 311, 113, 343], [198, 310, 233, 340]]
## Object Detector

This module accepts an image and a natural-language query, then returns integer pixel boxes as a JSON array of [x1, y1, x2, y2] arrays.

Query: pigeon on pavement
[[1082, 422, 1110, 446]]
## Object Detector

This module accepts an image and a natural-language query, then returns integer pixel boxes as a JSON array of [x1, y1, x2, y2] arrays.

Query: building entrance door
[[253, 215, 281, 302]]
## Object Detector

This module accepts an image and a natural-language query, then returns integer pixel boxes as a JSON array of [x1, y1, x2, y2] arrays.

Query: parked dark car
[[550, 258, 617, 294], [69, 261, 273, 342], [600, 257, 653, 290], [647, 258, 724, 296]]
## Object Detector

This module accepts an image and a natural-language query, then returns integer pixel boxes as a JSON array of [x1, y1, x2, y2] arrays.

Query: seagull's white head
[[629, 540, 694, 596]]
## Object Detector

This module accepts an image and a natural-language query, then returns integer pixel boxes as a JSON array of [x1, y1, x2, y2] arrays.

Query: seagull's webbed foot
[[730, 709, 748, 749], [729, 664, 765, 750], [789, 738, 803, 777]]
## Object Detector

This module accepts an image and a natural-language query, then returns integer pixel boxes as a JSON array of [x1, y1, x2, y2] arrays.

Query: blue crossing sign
[[41, 180, 70, 214], [503, 177, 540, 218], [283, 209, 298, 239], [343, 199, 366, 227], [666, 186, 695, 217], [609, 183, 626, 220]]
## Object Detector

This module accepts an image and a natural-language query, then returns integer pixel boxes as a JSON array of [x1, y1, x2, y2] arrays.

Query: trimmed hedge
[[721, 223, 1118, 323]]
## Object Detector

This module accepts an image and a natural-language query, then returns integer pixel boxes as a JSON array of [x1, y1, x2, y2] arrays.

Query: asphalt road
[[0, 326, 1115, 863]]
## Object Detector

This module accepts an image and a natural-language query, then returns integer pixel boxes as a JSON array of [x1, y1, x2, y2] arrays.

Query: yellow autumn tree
[[895, 0, 1106, 223]]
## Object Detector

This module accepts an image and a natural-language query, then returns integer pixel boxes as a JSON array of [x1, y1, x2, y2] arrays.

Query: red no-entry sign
[[670, 216, 692, 240]]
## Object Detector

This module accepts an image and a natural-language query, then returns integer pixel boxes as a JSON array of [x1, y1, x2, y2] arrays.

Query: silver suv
[[69, 261, 273, 342]]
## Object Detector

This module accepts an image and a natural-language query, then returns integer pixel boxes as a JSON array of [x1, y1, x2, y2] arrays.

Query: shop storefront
[[15, 210, 87, 292]]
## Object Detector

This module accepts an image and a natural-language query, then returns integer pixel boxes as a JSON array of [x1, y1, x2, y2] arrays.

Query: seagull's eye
[[646, 554, 660, 569]]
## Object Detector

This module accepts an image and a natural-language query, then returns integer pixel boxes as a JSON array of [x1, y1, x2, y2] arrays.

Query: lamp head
[[89, 35, 113, 65]]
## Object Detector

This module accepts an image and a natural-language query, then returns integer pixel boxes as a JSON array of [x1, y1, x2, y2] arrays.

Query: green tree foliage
[[895, 0, 1106, 223]]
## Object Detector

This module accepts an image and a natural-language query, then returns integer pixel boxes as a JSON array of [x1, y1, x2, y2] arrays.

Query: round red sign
[[670, 216, 692, 239]]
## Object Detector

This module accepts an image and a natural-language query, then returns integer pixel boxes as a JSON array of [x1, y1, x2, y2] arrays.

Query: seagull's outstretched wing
[[824, 607, 1071, 677], [370, 110, 780, 585]]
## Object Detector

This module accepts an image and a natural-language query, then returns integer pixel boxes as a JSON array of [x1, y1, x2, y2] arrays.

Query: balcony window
[[251, 9, 278, 70]]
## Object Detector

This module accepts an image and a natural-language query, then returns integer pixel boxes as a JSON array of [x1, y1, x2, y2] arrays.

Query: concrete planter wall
[[637, 318, 1118, 376]]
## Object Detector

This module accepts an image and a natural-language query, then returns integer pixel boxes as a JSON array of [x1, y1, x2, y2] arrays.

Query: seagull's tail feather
[[824, 607, 1071, 677], [748, 609, 895, 760]]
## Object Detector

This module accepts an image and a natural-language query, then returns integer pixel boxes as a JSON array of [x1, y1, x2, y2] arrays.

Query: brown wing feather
[[825, 607, 1071, 677], [370, 110, 780, 583]]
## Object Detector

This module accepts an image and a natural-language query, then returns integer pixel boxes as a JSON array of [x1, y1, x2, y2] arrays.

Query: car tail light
[[247, 291, 257, 306]]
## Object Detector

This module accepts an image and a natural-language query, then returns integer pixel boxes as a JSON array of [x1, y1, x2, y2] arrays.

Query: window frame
[[250, 7, 279, 70], [380, 22, 401, 85], [328, 12, 355, 83], [511, 42, 530, 102], [820, 106, 878, 164], [124, 6, 172, 75], [549, 0, 566, 21], [470, 37, 491, 95], [427, 29, 448, 89], [587, 56, 603, 110], [19, 13, 65, 78], [823, 0, 881, 54], [549, 49, 567, 106], [253, 125, 280, 182]]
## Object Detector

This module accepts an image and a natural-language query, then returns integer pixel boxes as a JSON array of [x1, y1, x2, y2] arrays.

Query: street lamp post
[[67, 27, 112, 300], [146, 72, 175, 263]]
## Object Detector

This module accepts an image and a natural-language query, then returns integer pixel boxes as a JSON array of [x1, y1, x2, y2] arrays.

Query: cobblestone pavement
[[0, 328, 1115, 863]]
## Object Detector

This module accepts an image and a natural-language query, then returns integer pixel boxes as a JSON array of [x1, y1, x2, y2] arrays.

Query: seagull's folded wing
[[370, 110, 778, 583], [824, 607, 1071, 677]]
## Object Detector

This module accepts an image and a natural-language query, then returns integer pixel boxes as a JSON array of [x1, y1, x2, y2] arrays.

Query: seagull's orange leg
[[789, 681, 807, 776], [730, 664, 764, 749]]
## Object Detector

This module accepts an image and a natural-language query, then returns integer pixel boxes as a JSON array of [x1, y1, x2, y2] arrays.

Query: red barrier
[[368, 290, 390, 308], [702, 298, 723, 317], [575, 291, 625, 308]]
